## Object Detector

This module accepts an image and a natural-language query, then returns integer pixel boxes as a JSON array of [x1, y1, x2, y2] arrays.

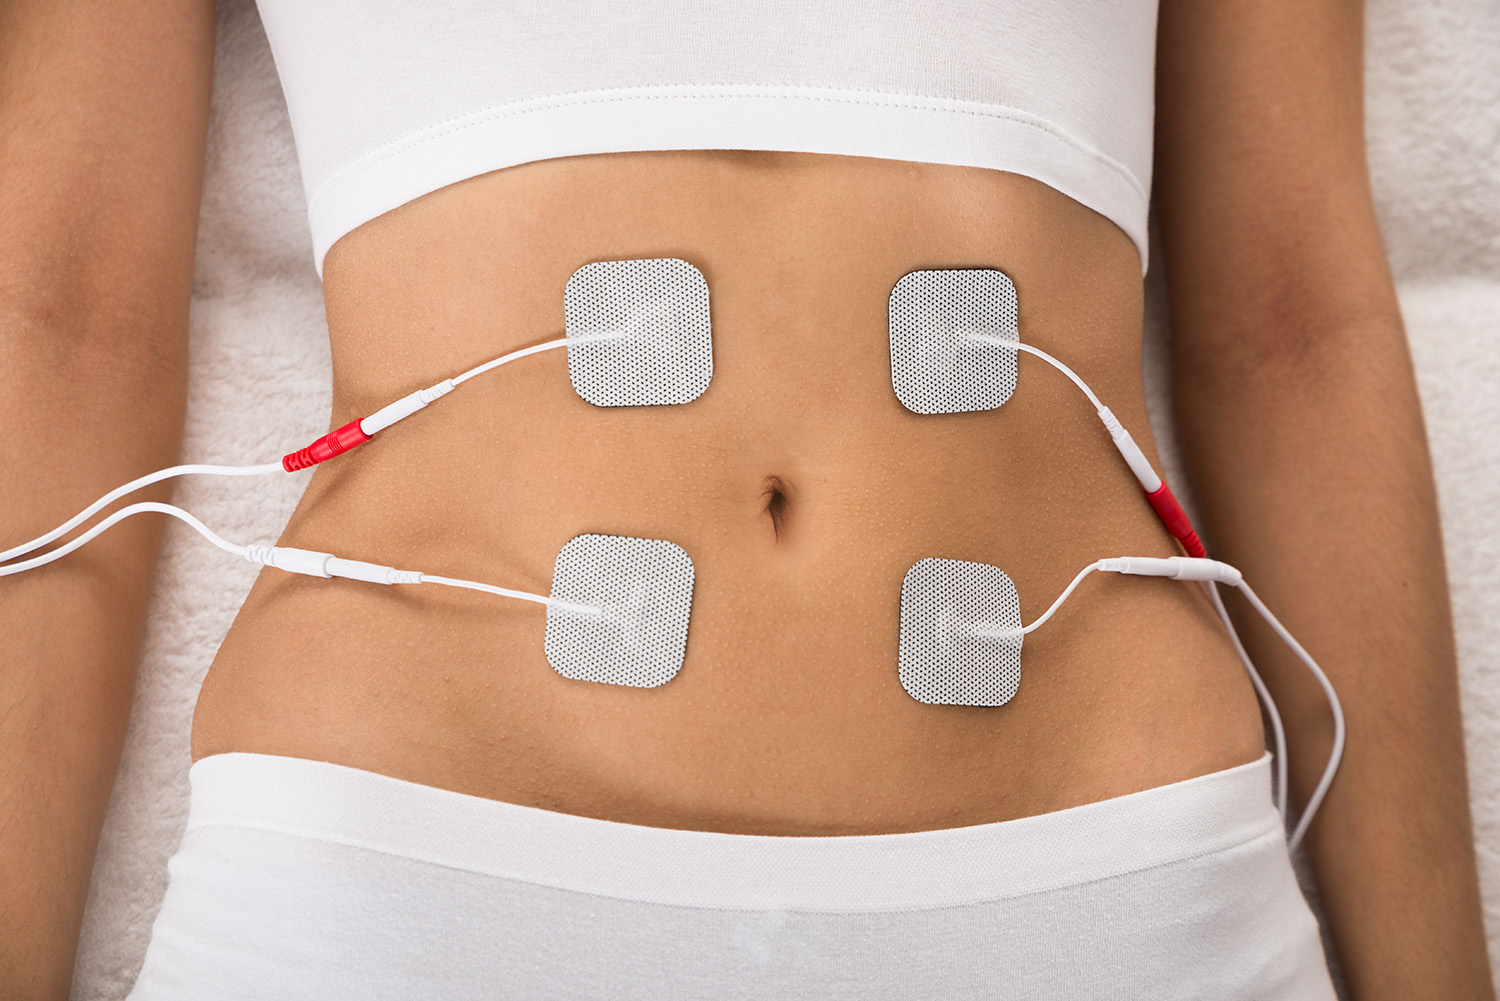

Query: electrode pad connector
[[888, 269, 1020, 415], [563, 258, 713, 407], [898, 557, 1024, 706], [544, 533, 696, 688]]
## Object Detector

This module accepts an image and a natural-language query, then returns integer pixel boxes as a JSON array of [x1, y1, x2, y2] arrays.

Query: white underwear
[[128, 750, 1335, 1000]]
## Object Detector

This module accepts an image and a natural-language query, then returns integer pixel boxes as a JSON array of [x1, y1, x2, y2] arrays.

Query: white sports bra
[[255, 0, 1159, 277]]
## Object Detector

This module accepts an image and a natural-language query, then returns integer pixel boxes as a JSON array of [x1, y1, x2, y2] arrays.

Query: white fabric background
[[69, 0, 1499, 996]]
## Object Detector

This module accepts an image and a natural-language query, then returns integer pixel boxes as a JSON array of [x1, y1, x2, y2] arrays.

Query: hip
[[130, 749, 1334, 1000]]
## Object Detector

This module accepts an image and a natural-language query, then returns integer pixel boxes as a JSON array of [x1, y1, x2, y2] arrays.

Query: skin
[[0, 0, 1490, 999]]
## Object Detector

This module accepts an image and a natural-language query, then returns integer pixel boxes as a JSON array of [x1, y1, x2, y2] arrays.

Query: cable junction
[[969, 554, 1343, 851], [0, 500, 601, 619], [0, 332, 625, 567], [966, 335, 1205, 558]]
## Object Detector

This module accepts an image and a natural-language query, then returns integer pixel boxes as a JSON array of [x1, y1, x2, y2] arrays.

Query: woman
[[0, 0, 1491, 997]]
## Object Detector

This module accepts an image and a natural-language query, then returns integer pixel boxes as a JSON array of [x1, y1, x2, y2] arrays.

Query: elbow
[[0, 277, 189, 388], [1171, 302, 1411, 401]]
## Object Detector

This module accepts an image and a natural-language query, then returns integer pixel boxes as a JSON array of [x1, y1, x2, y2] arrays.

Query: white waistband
[[187, 751, 1278, 911]]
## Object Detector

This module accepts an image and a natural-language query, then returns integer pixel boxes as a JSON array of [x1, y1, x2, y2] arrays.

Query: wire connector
[[360, 379, 456, 436], [282, 379, 458, 472], [1142, 482, 1207, 558], [282, 419, 373, 472], [1096, 406, 1163, 493], [245, 544, 421, 584], [1098, 555, 1240, 584]]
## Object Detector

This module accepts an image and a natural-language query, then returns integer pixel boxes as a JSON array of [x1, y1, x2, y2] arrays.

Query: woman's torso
[[192, 149, 1264, 834]]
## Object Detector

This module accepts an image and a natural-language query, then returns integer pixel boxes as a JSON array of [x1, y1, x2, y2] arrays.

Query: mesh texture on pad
[[898, 557, 1024, 707], [545, 534, 695, 688], [888, 268, 1020, 415], [563, 258, 713, 407]]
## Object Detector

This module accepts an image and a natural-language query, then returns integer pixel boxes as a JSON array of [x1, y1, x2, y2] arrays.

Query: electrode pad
[[544, 533, 695, 688], [898, 557, 1024, 706], [563, 258, 713, 407], [888, 269, 1020, 415]]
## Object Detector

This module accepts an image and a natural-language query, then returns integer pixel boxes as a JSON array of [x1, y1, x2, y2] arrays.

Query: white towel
[[70, 0, 1500, 996]]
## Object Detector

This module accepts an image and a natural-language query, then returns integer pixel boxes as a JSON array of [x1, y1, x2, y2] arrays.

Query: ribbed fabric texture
[[128, 752, 1336, 999], [253, 0, 1158, 276]]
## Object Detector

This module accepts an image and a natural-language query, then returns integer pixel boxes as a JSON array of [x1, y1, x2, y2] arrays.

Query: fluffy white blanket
[[69, 0, 1500, 995]]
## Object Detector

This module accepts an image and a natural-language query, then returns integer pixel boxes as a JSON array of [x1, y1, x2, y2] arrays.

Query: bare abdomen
[[192, 151, 1264, 834]]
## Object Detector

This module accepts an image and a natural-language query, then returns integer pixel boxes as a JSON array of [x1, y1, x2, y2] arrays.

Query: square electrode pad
[[563, 258, 713, 407], [898, 557, 1024, 706], [545, 533, 695, 688], [888, 268, 1020, 414]]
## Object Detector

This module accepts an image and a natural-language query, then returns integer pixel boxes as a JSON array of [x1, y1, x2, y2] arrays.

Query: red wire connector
[[281, 380, 456, 473], [1143, 481, 1207, 558], [283, 419, 372, 472], [1095, 405, 1208, 558]]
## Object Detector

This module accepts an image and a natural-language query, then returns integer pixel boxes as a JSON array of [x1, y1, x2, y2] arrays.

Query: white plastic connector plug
[[1095, 407, 1162, 493], [244, 544, 422, 584], [1098, 556, 1241, 585], [360, 379, 456, 436]]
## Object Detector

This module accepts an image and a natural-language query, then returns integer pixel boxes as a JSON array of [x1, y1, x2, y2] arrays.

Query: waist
[[181, 750, 1281, 907], [194, 151, 1263, 833], [132, 751, 1337, 1001]]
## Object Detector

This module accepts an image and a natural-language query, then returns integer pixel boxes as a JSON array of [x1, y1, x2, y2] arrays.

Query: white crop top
[[255, 0, 1159, 277]]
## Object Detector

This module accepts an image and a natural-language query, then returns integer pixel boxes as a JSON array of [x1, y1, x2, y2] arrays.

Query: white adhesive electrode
[[898, 557, 1024, 706], [563, 258, 713, 407], [544, 533, 696, 688], [888, 269, 1020, 415]]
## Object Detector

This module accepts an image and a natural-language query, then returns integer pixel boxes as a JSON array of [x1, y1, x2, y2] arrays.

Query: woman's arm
[[1155, 0, 1493, 996], [0, 1, 212, 997]]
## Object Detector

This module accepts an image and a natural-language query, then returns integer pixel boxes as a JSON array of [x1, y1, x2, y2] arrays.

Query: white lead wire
[[452, 336, 572, 386], [971, 561, 1103, 639], [451, 330, 626, 387], [1013, 342, 1108, 412], [972, 556, 1341, 848], [419, 573, 598, 616], [1235, 579, 1346, 853], [0, 462, 283, 565], [3, 334, 628, 569], [1, 499, 596, 616], [967, 335, 1108, 412], [1207, 580, 1290, 823], [0, 501, 248, 576]]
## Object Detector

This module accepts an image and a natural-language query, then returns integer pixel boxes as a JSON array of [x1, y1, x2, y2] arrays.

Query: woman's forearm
[[1155, 0, 1492, 993], [0, 323, 186, 1000], [0, 2, 212, 997], [1173, 314, 1492, 999]]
